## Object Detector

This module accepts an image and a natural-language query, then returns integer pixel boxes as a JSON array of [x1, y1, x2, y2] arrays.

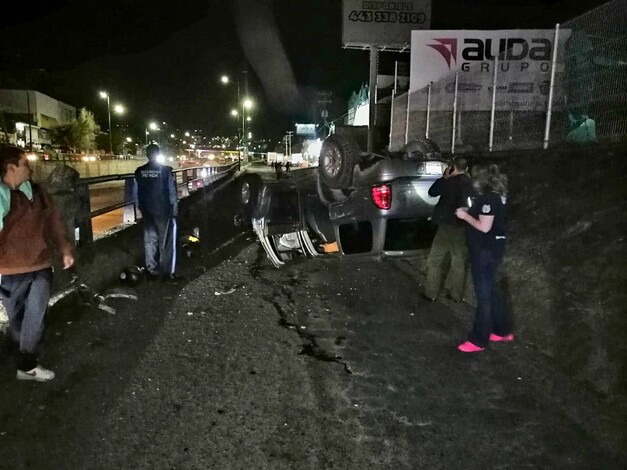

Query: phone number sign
[[343, 0, 431, 49]]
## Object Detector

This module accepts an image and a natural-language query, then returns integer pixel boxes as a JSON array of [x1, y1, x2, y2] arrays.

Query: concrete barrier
[[44, 165, 239, 304]]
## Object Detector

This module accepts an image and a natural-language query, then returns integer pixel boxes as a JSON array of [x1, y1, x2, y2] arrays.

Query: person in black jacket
[[423, 156, 472, 302], [134, 144, 178, 281]]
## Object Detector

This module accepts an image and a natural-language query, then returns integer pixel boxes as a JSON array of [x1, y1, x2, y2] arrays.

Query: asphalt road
[[0, 170, 625, 469]]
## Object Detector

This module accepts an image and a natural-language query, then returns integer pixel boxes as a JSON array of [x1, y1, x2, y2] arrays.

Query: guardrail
[[74, 163, 239, 245]]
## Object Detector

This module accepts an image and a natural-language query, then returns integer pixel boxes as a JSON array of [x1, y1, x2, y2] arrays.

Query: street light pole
[[102, 93, 112, 155], [221, 75, 244, 168], [106, 95, 112, 155], [99, 91, 114, 155], [146, 122, 159, 147], [242, 70, 249, 160]]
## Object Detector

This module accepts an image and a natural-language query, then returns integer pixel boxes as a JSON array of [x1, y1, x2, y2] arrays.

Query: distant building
[[0, 89, 77, 149]]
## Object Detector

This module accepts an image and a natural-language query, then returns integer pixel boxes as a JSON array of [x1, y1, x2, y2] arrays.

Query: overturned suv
[[239, 135, 447, 268]]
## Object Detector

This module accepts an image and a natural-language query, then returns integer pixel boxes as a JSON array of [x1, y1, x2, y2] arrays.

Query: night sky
[[0, 0, 610, 141]]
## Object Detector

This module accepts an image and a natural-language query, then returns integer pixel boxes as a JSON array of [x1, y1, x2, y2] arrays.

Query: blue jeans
[[142, 214, 177, 277], [468, 244, 511, 347], [0, 268, 52, 371]]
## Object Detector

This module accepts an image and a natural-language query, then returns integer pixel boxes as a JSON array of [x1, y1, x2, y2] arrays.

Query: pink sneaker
[[489, 333, 515, 342], [457, 341, 485, 353]]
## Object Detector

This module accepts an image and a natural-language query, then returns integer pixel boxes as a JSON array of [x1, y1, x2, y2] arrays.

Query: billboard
[[296, 123, 316, 136], [409, 29, 571, 111], [342, 0, 431, 48]]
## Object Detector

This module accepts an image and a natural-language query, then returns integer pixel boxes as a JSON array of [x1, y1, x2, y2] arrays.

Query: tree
[[50, 108, 100, 152]]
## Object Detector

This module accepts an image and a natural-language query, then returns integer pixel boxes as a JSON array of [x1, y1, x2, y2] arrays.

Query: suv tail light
[[371, 184, 392, 210]]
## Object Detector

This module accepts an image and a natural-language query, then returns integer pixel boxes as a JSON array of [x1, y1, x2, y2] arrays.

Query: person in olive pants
[[424, 157, 472, 302]]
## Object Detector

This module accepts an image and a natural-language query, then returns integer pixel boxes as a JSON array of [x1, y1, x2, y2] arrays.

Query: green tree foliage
[[50, 108, 100, 152]]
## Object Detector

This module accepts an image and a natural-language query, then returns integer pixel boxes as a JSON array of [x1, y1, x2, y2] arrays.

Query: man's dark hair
[[452, 156, 468, 172], [0, 146, 26, 178], [146, 143, 160, 160]]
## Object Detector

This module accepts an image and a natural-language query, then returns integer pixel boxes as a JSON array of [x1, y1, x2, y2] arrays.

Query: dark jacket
[[428, 173, 472, 226], [0, 183, 74, 275], [134, 161, 178, 218]]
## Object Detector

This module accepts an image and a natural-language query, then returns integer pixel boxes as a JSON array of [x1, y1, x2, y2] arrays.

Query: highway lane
[[89, 182, 130, 236], [87, 164, 231, 236], [88, 180, 190, 236]]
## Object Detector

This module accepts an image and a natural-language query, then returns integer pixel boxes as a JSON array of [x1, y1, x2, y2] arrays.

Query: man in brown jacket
[[0, 146, 75, 382]]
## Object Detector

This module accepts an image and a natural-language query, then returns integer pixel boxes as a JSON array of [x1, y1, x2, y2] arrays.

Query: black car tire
[[239, 174, 262, 219], [316, 171, 351, 206], [403, 138, 441, 160], [319, 134, 360, 189]]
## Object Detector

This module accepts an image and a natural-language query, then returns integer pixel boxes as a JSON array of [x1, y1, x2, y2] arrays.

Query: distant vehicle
[[238, 135, 447, 267]]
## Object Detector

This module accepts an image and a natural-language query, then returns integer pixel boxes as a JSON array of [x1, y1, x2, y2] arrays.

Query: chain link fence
[[389, 0, 627, 153]]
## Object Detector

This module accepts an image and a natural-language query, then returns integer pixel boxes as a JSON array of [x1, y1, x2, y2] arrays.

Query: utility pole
[[317, 92, 332, 137], [286, 131, 293, 157]]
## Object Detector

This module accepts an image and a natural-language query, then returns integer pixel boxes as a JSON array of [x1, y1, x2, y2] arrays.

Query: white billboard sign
[[342, 0, 431, 48], [409, 29, 571, 111], [296, 123, 316, 136]]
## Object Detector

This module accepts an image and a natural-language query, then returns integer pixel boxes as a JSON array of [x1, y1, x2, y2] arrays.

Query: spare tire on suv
[[319, 134, 360, 189], [403, 137, 441, 160]]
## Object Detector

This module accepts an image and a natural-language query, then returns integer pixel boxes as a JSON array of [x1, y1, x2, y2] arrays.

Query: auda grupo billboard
[[409, 29, 571, 111]]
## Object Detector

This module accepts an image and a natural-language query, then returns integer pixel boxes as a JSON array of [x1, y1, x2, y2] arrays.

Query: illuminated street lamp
[[99, 91, 126, 155], [145, 121, 159, 144], [221, 71, 253, 168], [242, 98, 253, 158], [99, 91, 113, 155]]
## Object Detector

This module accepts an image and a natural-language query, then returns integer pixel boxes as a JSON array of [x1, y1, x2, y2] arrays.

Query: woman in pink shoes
[[454, 164, 514, 353]]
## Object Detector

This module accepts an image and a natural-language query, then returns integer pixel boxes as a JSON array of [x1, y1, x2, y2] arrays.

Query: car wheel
[[319, 134, 359, 189], [316, 171, 351, 206], [403, 138, 441, 160], [239, 174, 262, 219]]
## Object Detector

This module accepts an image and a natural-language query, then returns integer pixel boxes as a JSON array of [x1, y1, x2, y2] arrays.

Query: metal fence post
[[389, 89, 395, 150], [404, 91, 411, 144], [451, 71, 459, 154], [123, 178, 137, 224], [181, 169, 190, 197], [426, 82, 432, 139], [489, 55, 499, 152], [74, 181, 93, 247], [543, 23, 561, 150]]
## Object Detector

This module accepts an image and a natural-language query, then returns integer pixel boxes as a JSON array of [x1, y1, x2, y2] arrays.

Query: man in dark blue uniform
[[134, 144, 178, 281]]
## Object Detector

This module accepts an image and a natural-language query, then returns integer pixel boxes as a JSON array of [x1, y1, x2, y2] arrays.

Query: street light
[[242, 98, 253, 160], [220, 75, 241, 144], [145, 121, 159, 145], [221, 74, 251, 169], [99, 91, 125, 155], [99, 91, 112, 155]]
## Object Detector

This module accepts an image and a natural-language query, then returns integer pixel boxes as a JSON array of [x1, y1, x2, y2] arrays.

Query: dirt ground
[[246, 151, 627, 402], [487, 144, 627, 402]]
